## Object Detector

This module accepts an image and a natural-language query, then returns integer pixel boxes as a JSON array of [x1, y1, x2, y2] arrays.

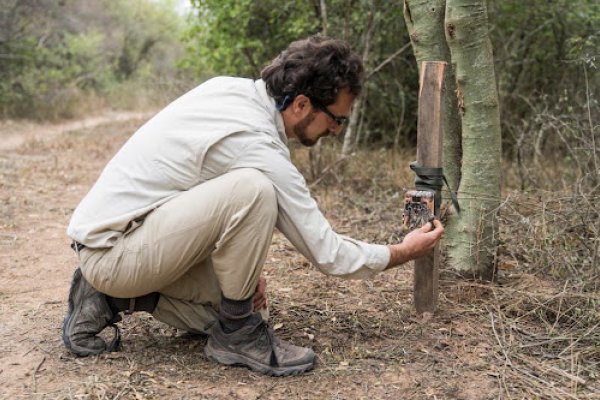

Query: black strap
[[410, 161, 461, 213]]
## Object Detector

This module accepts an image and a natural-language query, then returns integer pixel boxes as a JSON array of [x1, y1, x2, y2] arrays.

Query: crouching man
[[63, 35, 444, 376]]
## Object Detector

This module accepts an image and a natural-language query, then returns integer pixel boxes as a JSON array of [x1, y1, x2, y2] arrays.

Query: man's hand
[[253, 276, 268, 311], [387, 219, 444, 269]]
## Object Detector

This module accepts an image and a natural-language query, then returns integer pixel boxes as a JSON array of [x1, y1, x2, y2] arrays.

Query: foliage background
[[0, 0, 189, 120], [2, 0, 597, 155], [183, 0, 599, 155]]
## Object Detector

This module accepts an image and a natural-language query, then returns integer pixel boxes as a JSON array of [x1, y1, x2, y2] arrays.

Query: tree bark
[[403, 0, 461, 191], [444, 0, 501, 279]]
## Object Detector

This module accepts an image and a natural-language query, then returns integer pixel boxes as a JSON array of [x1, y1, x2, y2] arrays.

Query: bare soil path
[[0, 111, 154, 152], [0, 116, 595, 399]]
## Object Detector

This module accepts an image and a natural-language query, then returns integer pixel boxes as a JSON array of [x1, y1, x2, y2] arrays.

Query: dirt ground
[[0, 116, 597, 399]]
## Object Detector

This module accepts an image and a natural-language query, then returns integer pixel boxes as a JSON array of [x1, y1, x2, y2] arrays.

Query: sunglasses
[[310, 98, 349, 127]]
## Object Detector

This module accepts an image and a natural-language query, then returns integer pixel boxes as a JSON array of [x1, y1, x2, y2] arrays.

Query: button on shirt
[[67, 77, 390, 279]]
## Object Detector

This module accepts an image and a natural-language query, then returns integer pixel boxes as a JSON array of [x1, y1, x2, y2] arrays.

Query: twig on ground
[[558, 322, 600, 358], [254, 381, 279, 400], [32, 356, 46, 393], [490, 311, 512, 367]]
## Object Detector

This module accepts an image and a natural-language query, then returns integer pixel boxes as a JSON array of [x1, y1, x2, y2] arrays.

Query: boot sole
[[204, 341, 314, 377]]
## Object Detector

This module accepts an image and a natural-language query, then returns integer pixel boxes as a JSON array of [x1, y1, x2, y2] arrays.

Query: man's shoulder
[[200, 76, 256, 92], [187, 76, 268, 112]]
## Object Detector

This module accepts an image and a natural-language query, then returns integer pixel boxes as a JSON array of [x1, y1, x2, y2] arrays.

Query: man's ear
[[291, 94, 311, 116]]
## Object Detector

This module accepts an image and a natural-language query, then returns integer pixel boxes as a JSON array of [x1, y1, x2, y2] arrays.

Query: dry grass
[[300, 141, 600, 399]]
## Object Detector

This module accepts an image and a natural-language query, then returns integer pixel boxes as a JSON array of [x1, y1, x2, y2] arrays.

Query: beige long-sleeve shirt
[[67, 77, 390, 279]]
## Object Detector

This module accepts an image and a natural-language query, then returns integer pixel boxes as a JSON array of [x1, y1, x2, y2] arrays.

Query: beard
[[293, 112, 328, 147]]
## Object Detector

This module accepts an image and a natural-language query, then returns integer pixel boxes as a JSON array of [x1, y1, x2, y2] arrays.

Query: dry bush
[[493, 102, 600, 396], [500, 75, 599, 285]]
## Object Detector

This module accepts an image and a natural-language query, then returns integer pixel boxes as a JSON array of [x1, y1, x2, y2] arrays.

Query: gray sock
[[219, 295, 253, 333]]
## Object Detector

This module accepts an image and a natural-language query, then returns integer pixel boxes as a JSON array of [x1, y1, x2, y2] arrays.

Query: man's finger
[[253, 296, 267, 311], [253, 276, 268, 311], [420, 219, 436, 232], [256, 276, 267, 292], [431, 219, 444, 236]]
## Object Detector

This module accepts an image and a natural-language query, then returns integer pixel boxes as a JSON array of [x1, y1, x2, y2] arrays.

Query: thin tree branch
[[366, 42, 411, 81]]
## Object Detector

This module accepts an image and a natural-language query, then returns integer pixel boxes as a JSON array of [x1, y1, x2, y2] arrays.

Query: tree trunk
[[319, 0, 328, 36], [342, 94, 364, 156], [308, 0, 329, 180], [342, 4, 376, 157], [444, 0, 501, 279], [403, 0, 461, 190], [403, 0, 501, 279]]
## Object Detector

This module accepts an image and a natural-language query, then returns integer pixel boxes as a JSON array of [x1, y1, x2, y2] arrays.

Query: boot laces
[[250, 320, 279, 366]]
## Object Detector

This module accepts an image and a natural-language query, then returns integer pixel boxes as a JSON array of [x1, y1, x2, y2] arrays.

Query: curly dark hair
[[261, 35, 364, 110]]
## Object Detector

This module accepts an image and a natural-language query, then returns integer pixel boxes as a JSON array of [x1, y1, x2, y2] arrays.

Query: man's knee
[[231, 168, 277, 215]]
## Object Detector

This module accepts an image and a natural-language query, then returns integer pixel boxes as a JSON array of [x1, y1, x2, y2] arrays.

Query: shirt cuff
[[369, 244, 391, 272]]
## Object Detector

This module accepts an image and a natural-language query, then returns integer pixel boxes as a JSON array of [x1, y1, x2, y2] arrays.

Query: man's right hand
[[386, 219, 444, 269], [253, 276, 268, 311]]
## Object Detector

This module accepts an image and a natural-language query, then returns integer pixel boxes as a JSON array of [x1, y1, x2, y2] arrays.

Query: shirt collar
[[254, 79, 288, 145]]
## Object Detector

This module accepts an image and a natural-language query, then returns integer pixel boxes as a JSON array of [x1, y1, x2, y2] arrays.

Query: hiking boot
[[62, 268, 121, 356], [204, 313, 315, 376]]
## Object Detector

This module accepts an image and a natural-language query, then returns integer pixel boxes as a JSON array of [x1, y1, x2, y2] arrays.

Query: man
[[63, 36, 444, 376]]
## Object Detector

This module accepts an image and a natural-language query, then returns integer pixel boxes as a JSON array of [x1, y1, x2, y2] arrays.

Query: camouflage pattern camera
[[402, 190, 434, 230]]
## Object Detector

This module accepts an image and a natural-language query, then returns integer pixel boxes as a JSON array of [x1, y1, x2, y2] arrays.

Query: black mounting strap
[[410, 161, 461, 214]]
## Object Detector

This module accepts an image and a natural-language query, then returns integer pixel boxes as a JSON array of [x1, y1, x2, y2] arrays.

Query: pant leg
[[151, 296, 269, 335], [152, 296, 219, 334], [79, 168, 278, 301], [145, 256, 217, 333]]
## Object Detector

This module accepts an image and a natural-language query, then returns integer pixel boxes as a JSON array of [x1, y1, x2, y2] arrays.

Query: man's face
[[292, 88, 354, 147]]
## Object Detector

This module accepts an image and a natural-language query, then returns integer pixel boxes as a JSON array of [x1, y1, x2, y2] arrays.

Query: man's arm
[[386, 219, 444, 269], [231, 136, 445, 278], [232, 138, 390, 278]]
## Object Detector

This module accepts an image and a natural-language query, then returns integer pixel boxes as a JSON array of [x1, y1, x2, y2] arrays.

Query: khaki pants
[[79, 169, 277, 334]]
